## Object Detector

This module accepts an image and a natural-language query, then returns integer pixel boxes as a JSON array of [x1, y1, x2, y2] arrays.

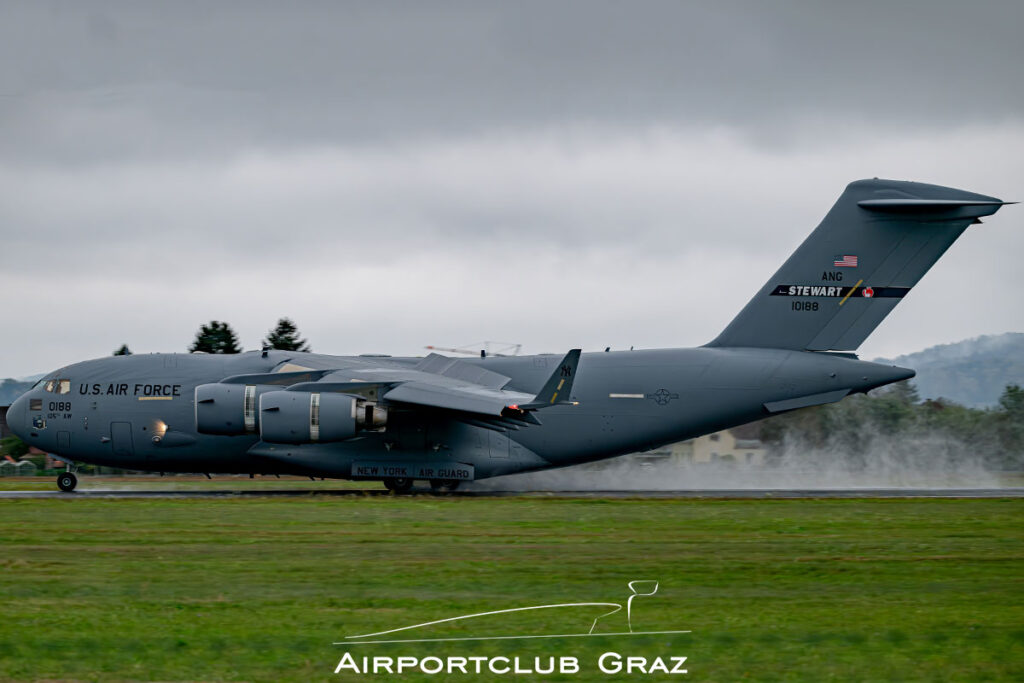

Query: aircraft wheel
[[383, 477, 414, 493], [57, 472, 78, 493], [429, 479, 460, 492]]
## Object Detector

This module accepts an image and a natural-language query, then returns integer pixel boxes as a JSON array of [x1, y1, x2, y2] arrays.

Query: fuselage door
[[488, 430, 510, 459], [110, 422, 134, 457]]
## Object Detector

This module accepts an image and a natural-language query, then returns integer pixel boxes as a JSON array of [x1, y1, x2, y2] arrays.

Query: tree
[[189, 320, 242, 354], [263, 318, 310, 352], [113, 344, 133, 356], [995, 384, 1024, 459], [0, 436, 29, 460], [998, 384, 1024, 416], [886, 379, 921, 405]]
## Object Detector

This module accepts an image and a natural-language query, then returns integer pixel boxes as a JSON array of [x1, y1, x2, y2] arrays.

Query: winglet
[[520, 349, 581, 410]]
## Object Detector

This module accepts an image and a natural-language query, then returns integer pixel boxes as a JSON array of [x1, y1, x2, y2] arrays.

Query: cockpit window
[[42, 379, 71, 393], [32, 379, 45, 390]]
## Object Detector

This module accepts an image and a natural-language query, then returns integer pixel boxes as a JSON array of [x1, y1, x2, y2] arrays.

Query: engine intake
[[195, 383, 276, 435]]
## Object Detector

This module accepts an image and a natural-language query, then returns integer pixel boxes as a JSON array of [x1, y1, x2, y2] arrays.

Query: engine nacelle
[[195, 383, 276, 435], [259, 391, 381, 444]]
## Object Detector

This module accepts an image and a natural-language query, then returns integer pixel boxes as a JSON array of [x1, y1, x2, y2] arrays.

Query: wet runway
[[2, 488, 1022, 499]]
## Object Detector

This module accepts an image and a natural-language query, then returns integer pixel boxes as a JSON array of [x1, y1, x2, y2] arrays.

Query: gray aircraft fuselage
[[5, 178, 1011, 488], [6, 347, 910, 481]]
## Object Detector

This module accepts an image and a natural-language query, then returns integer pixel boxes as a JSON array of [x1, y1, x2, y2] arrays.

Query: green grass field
[[0, 495, 1021, 681], [0, 475, 371, 492]]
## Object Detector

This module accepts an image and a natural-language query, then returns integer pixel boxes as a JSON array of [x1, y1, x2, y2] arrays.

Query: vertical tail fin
[[709, 179, 1011, 351]]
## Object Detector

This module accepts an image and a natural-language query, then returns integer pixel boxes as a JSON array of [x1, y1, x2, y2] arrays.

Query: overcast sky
[[1, 0, 1022, 377]]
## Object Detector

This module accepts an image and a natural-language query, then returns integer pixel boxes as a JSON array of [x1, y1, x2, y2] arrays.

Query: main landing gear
[[57, 471, 78, 493], [381, 478, 461, 493], [382, 477, 414, 494]]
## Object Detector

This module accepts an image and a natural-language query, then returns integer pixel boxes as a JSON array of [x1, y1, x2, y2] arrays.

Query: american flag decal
[[833, 254, 858, 267]]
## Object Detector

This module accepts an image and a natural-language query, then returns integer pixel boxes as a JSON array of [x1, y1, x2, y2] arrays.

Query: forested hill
[[875, 333, 1024, 408], [0, 379, 34, 406]]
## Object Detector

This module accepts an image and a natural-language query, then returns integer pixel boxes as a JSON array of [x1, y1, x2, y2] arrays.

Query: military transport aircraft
[[6, 179, 1014, 492]]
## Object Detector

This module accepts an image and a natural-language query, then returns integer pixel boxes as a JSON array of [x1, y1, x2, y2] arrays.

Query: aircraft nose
[[6, 393, 27, 440]]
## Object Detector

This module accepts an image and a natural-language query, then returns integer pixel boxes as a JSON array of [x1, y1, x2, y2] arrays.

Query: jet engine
[[195, 383, 277, 435], [258, 390, 386, 444]]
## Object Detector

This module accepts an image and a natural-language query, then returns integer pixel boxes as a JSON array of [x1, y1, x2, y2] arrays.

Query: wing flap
[[414, 353, 511, 389], [383, 381, 533, 416]]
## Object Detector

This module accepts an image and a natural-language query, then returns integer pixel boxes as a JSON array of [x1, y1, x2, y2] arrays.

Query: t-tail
[[709, 179, 1013, 351]]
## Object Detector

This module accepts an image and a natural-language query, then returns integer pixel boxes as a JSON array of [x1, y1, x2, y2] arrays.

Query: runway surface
[[2, 488, 1023, 499]]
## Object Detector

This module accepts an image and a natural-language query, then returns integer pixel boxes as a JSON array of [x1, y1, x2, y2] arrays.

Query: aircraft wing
[[209, 348, 577, 432], [240, 349, 582, 421], [381, 349, 580, 418]]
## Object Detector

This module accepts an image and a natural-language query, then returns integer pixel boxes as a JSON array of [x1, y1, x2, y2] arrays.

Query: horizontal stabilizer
[[858, 198, 1014, 219]]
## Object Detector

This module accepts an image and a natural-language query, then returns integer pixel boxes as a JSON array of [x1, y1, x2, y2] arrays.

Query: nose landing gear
[[57, 471, 78, 492]]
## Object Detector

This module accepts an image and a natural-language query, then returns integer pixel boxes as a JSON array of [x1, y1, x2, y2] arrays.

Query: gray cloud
[[2, 1, 1023, 162], [0, 1, 1022, 377]]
